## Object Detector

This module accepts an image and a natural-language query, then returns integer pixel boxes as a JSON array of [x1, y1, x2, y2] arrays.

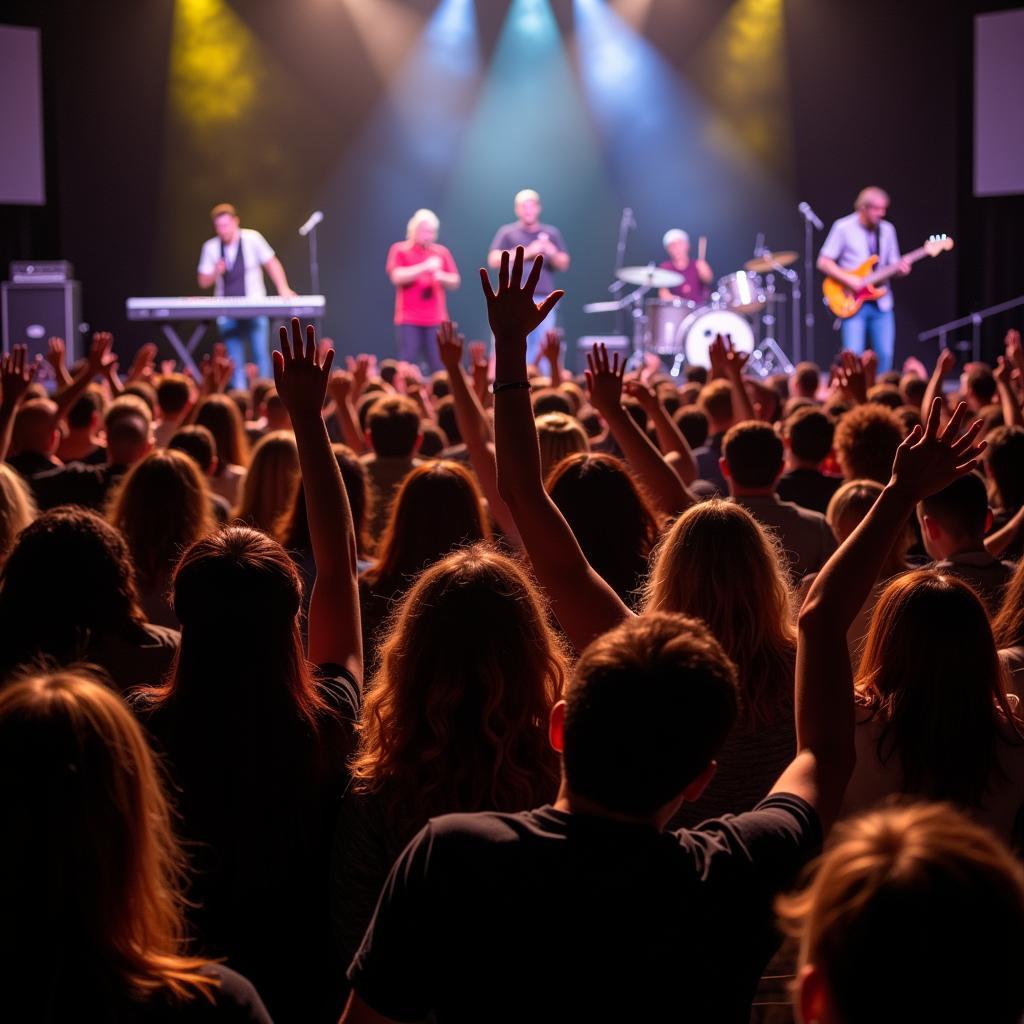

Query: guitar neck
[[865, 245, 929, 286]]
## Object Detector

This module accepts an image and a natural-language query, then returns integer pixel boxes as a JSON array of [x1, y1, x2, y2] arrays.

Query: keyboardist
[[197, 203, 297, 388]]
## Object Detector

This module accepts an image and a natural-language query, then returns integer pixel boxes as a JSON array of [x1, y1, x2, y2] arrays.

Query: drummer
[[657, 228, 713, 303]]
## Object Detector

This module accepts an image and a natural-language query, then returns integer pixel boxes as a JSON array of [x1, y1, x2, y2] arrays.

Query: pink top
[[386, 241, 458, 326]]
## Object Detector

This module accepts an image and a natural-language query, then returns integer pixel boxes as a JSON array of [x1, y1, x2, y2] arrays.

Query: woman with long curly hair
[[994, 557, 1024, 697], [0, 671, 271, 1021], [358, 460, 491, 658], [107, 448, 215, 628], [332, 544, 566, 973]]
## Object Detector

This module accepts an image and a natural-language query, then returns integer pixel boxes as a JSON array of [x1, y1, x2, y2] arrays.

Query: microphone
[[622, 207, 636, 230], [298, 211, 324, 237], [798, 202, 824, 230], [754, 232, 765, 257]]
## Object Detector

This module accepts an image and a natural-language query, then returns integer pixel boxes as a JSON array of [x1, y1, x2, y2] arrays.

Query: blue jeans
[[839, 301, 895, 373], [396, 323, 443, 374], [526, 298, 558, 368], [218, 316, 271, 388]]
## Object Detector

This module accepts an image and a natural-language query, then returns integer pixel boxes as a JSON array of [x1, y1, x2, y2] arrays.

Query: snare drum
[[643, 298, 696, 354], [716, 271, 765, 315], [677, 307, 755, 368]]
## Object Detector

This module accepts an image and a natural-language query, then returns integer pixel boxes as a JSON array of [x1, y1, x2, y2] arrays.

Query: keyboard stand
[[159, 321, 209, 377]]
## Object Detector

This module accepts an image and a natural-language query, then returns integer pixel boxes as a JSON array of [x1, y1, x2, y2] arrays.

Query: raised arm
[[709, 333, 757, 422], [484, 248, 631, 652], [624, 378, 698, 484], [263, 255, 296, 297], [539, 330, 564, 385], [0, 347, 37, 462], [995, 343, 1024, 429], [922, 348, 955, 423], [777, 399, 985, 829], [274, 318, 362, 683], [436, 322, 520, 544], [53, 332, 118, 421], [327, 371, 368, 454], [586, 345, 693, 518], [45, 337, 73, 389]]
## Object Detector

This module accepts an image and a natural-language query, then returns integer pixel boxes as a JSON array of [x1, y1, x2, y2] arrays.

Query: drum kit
[[584, 250, 800, 378]]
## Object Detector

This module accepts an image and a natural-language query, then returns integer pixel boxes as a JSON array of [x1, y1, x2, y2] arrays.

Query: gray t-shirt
[[818, 212, 901, 311], [489, 222, 567, 296]]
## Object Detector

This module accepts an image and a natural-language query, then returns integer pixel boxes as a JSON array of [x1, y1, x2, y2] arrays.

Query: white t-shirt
[[818, 213, 901, 312], [197, 228, 275, 298]]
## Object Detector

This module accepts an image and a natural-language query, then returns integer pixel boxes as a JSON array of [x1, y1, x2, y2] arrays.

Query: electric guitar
[[822, 234, 954, 319]]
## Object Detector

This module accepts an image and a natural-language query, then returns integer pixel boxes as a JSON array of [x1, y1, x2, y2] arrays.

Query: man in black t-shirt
[[342, 609, 854, 1024]]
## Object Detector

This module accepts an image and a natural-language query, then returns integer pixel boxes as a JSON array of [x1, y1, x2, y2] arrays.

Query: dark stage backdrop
[[1, 0, 1020, 371]]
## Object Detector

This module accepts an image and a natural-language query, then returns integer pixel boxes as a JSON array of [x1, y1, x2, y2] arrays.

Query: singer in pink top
[[386, 209, 461, 372]]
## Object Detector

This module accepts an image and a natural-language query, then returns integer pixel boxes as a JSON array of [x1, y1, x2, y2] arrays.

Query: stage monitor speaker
[[2, 280, 82, 364]]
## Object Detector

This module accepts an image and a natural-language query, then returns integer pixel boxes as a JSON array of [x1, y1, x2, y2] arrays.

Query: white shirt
[[818, 212, 901, 312], [197, 228, 275, 298]]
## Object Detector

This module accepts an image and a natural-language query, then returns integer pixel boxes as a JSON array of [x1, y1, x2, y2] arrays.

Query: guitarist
[[817, 186, 911, 372]]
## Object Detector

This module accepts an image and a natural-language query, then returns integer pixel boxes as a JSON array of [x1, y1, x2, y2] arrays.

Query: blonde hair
[[778, 801, 1024, 1024], [405, 208, 439, 241], [536, 412, 589, 480], [0, 671, 218, 1000], [514, 188, 540, 208], [855, 185, 890, 209], [0, 462, 36, 565], [234, 430, 300, 534], [643, 499, 796, 729]]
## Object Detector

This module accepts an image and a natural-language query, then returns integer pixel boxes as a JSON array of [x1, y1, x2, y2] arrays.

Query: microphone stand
[[611, 208, 635, 337], [798, 205, 819, 365]]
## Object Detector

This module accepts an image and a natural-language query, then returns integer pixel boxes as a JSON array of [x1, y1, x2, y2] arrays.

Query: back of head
[[367, 395, 421, 458], [107, 449, 213, 590], [791, 362, 821, 399], [367, 460, 490, 591], [826, 479, 884, 543], [434, 395, 461, 445], [834, 404, 904, 483], [785, 406, 834, 466], [858, 570, 1014, 806], [0, 506, 143, 674], [918, 471, 989, 547], [123, 381, 158, 416], [156, 374, 191, 417], [684, 365, 708, 386], [698, 379, 734, 432], [722, 421, 784, 490], [12, 399, 58, 456], [535, 411, 589, 479], [418, 422, 449, 458], [353, 544, 565, 823], [900, 374, 927, 408], [0, 671, 214, 999], [194, 394, 250, 468], [532, 388, 573, 417], [0, 462, 36, 566], [564, 612, 739, 818], [168, 425, 217, 475], [235, 430, 300, 534], [67, 386, 105, 431], [778, 801, 1024, 1024], [644, 499, 795, 727], [105, 394, 153, 433], [546, 452, 658, 607], [866, 384, 903, 410], [167, 526, 321, 729], [985, 425, 1024, 510], [966, 363, 997, 406], [105, 410, 152, 467], [674, 406, 709, 449]]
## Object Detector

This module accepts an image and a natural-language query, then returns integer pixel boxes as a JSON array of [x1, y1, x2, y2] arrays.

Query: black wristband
[[492, 380, 532, 394]]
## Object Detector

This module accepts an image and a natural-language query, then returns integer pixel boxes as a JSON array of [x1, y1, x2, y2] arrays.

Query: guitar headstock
[[924, 234, 954, 257]]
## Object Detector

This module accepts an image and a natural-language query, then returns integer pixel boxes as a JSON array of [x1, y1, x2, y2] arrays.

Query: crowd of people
[[2, 248, 1024, 1023]]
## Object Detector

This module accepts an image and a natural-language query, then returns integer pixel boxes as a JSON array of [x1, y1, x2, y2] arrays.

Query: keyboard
[[126, 295, 326, 321]]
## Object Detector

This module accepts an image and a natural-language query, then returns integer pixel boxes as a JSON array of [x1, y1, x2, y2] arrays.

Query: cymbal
[[744, 250, 798, 273], [615, 265, 684, 288]]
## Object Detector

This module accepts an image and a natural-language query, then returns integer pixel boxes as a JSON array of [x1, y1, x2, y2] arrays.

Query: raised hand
[[346, 353, 372, 397], [835, 350, 868, 404], [160, 359, 178, 377], [127, 342, 157, 384], [860, 348, 878, 390], [327, 369, 353, 404], [274, 317, 334, 424], [935, 348, 956, 378], [890, 398, 985, 502], [585, 342, 625, 417], [1, 345, 38, 408], [995, 355, 1013, 387], [623, 378, 659, 414], [45, 337, 67, 374], [709, 333, 748, 381], [87, 332, 118, 376], [480, 246, 563, 350], [539, 329, 561, 366], [436, 321, 464, 372]]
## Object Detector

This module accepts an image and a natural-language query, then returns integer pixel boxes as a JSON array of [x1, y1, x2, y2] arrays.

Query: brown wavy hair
[[994, 557, 1024, 651], [857, 570, 1022, 806], [0, 672, 217, 1005], [642, 499, 795, 729], [362, 460, 491, 592], [351, 545, 565, 828], [194, 394, 251, 468], [234, 430, 300, 534], [107, 449, 215, 593]]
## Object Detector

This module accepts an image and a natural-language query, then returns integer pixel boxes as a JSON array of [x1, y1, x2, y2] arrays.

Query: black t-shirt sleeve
[[202, 965, 274, 1023], [347, 822, 439, 1022]]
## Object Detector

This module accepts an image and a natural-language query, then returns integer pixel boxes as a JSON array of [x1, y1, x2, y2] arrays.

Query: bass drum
[[678, 307, 755, 368]]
